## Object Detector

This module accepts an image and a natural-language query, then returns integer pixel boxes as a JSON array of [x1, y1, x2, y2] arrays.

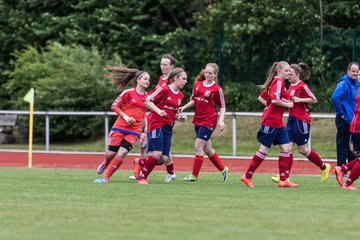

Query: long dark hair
[[105, 66, 147, 91]]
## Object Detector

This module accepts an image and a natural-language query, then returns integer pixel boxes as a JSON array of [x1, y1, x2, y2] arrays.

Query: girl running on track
[[94, 66, 150, 183], [241, 61, 297, 188], [180, 63, 229, 182], [135, 67, 187, 184], [270, 63, 331, 183]]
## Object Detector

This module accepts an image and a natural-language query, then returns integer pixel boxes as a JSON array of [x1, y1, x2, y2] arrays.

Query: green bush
[[5, 42, 116, 142], [222, 82, 265, 112]]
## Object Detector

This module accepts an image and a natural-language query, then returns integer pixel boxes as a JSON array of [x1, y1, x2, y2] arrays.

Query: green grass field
[[1, 168, 359, 240]]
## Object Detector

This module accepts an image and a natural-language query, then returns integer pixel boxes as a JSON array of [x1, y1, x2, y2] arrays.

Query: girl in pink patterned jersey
[[179, 63, 229, 182], [271, 63, 331, 184], [241, 61, 297, 188], [94, 66, 150, 183]]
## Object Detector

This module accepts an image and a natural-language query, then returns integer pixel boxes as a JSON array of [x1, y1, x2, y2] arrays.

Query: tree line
[[0, 0, 359, 141]]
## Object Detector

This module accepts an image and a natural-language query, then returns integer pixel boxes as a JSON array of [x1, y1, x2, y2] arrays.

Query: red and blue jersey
[[350, 88, 360, 133], [111, 88, 148, 136], [147, 85, 184, 132], [261, 77, 289, 128], [288, 81, 316, 125], [191, 81, 226, 128]]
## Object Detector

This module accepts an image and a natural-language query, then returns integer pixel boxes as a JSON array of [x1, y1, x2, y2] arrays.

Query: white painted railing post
[[45, 113, 50, 151], [232, 113, 236, 156], [104, 113, 109, 152]]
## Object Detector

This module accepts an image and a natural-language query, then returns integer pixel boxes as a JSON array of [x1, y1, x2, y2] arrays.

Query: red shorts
[[107, 131, 139, 147]]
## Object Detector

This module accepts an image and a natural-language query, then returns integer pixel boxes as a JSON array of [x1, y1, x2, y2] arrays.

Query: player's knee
[[105, 151, 116, 160], [298, 146, 308, 155], [259, 148, 269, 155]]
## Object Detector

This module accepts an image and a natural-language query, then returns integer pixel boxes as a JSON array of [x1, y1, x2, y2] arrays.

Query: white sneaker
[[164, 173, 176, 183], [128, 175, 138, 180]]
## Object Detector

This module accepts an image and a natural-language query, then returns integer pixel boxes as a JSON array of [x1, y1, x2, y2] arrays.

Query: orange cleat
[[334, 166, 344, 187], [341, 184, 357, 190], [138, 178, 148, 185], [241, 175, 254, 187], [278, 179, 298, 188], [134, 158, 143, 179]]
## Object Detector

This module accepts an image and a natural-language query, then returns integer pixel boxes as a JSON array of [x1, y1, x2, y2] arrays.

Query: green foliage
[[1, 0, 360, 117], [5, 42, 115, 141], [222, 82, 264, 112]]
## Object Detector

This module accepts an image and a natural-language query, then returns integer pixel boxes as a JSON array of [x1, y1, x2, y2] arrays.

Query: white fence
[[0, 110, 335, 157]]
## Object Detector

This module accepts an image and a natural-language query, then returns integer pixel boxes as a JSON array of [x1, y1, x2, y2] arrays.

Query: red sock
[[279, 151, 290, 181], [137, 157, 146, 166], [166, 163, 174, 175], [342, 158, 359, 172], [208, 152, 225, 171], [142, 155, 159, 179], [192, 155, 204, 177], [344, 161, 360, 186], [285, 152, 293, 179], [246, 150, 267, 179], [104, 155, 123, 179], [306, 150, 325, 170]]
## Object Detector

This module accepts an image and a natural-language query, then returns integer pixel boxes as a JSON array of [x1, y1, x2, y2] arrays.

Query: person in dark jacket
[[332, 62, 359, 166]]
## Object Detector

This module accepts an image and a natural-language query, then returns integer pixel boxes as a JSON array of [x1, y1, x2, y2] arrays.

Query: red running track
[[0, 151, 336, 175]]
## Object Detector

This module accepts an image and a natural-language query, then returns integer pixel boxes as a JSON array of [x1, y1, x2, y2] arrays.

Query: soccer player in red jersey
[[94, 66, 150, 183], [179, 63, 229, 182], [157, 53, 178, 182], [135, 68, 187, 184], [241, 61, 297, 188], [270, 63, 331, 184], [129, 53, 178, 182]]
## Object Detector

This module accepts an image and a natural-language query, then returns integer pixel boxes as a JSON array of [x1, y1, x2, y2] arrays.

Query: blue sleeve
[[332, 81, 346, 116]]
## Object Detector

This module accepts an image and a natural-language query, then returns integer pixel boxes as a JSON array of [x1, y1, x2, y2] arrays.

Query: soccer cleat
[[221, 166, 229, 182], [102, 177, 110, 183], [138, 178, 148, 185], [341, 184, 357, 190], [164, 173, 176, 183], [278, 179, 298, 188], [128, 175, 138, 181], [271, 175, 280, 183], [134, 158, 143, 179], [334, 166, 344, 187], [93, 177, 110, 183], [241, 175, 254, 187], [183, 175, 198, 182], [96, 160, 108, 175], [320, 163, 331, 183]]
